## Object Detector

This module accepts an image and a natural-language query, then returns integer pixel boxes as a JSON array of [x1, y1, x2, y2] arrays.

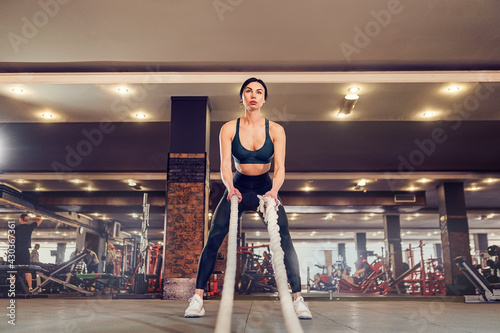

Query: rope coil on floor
[[215, 194, 239, 333], [258, 195, 304, 333]]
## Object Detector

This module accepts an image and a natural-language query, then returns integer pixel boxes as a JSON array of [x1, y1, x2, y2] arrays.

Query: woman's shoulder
[[220, 119, 238, 133], [268, 120, 285, 136]]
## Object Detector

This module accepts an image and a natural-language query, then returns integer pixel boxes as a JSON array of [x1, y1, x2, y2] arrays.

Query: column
[[473, 233, 489, 255], [163, 97, 211, 300], [437, 182, 473, 295], [434, 243, 443, 265], [383, 214, 404, 277], [355, 233, 367, 263], [55, 243, 66, 264], [338, 243, 346, 263]]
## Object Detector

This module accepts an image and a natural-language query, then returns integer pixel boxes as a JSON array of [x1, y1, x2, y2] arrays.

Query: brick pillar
[[383, 215, 404, 277], [163, 97, 211, 300], [437, 182, 473, 295]]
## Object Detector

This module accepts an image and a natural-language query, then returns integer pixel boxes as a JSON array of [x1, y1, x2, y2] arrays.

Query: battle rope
[[258, 195, 304, 333], [214, 194, 239, 333], [215, 194, 303, 333]]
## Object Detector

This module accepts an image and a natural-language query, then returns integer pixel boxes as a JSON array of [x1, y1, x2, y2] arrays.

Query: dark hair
[[239, 77, 268, 101], [20, 213, 29, 220]]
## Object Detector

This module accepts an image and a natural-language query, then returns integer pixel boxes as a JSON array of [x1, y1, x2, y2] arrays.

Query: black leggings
[[196, 171, 302, 293]]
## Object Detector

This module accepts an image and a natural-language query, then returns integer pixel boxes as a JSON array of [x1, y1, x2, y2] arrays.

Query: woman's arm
[[266, 122, 286, 204], [219, 121, 242, 202]]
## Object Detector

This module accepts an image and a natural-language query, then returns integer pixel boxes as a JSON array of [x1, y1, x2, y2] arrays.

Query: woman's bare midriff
[[235, 163, 271, 176]]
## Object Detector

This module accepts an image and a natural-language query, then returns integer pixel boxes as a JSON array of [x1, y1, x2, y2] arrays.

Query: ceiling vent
[[394, 194, 416, 203]]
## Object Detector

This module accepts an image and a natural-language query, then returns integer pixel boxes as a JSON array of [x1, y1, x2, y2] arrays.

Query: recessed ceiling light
[[336, 112, 348, 118], [128, 180, 137, 186], [348, 86, 360, 93], [256, 231, 261, 236], [35, 187, 42, 191], [362, 216, 369, 220], [422, 111, 436, 118], [86, 186, 94, 191], [41, 113, 54, 119], [357, 180, 367, 186], [345, 94, 359, 100], [16, 179, 26, 183], [135, 113, 147, 119], [468, 186, 480, 191], [304, 186, 312, 191], [117, 87, 129, 94], [408, 186, 416, 191], [71, 179, 83, 184], [447, 86, 461, 93], [417, 178, 430, 183], [11, 88, 24, 94]]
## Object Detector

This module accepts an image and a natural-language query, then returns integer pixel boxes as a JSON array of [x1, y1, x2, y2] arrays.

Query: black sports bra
[[232, 118, 274, 164]]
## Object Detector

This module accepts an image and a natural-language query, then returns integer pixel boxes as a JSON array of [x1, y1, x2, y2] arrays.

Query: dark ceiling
[[1, 1, 500, 245]]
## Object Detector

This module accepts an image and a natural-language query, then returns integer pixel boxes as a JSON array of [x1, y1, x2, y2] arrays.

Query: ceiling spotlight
[[11, 88, 24, 94], [128, 180, 137, 186], [135, 113, 147, 119], [337, 94, 359, 117], [41, 113, 54, 119], [16, 179, 26, 184], [357, 180, 367, 187], [348, 86, 360, 93], [324, 213, 335, 220], [447, 86, 460, 93], [422, 111, 436, 118], [304, 186, 312, 191], [117, 87, 129, 94]]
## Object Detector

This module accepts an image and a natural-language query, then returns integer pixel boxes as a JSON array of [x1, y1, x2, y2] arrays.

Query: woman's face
[[241, 81, 266, 111]]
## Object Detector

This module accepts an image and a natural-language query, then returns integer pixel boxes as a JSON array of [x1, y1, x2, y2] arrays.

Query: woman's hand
[[264, 190, 280, 206], [227, 187, 242, 203]]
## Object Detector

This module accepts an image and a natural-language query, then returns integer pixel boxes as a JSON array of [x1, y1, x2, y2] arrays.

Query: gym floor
[[4, 293, 499, 332]]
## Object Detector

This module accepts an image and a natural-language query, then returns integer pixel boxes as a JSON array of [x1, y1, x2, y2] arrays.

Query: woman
[[105, 244, 117, 274], [184, 78, 312, 320]]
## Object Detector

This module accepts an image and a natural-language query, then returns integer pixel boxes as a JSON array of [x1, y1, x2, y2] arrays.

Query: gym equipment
[[237, 244, 277, 294], [309, 264, 338, 292], [455, 256, 500, 303], [404, 241, 446, 296], [32, 250, 95, 295], [0, 264, 44, 296]]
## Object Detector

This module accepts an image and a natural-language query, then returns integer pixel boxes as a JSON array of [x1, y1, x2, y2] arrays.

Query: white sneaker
[[293, 296, 312, 320], [184, 294, 205, 318]]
